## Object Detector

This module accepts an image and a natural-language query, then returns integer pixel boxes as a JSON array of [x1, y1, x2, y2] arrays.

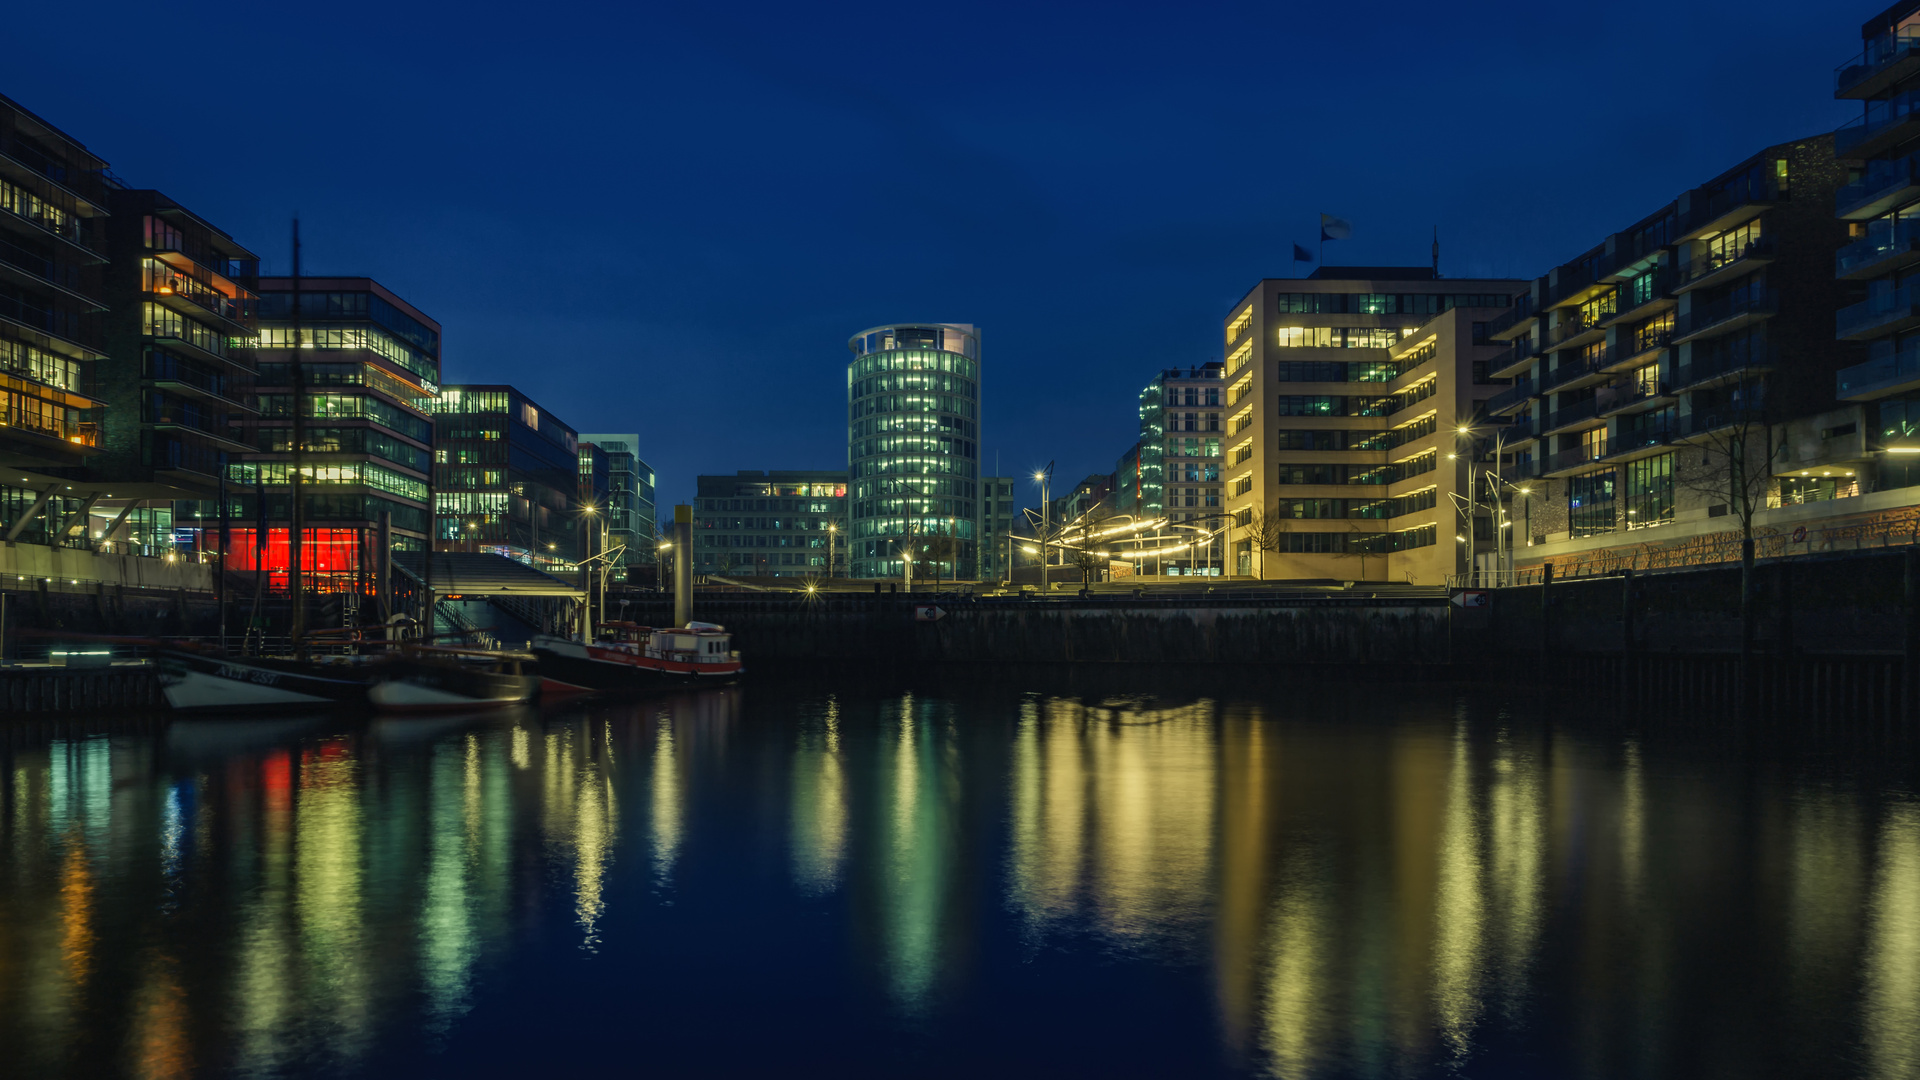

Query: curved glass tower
[[847, 323, 981, 580]]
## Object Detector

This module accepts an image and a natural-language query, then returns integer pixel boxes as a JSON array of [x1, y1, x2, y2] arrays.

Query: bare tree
[[1675, 380, 1773, 681], [1242, 507, 1288, 580], [1066, 504, 1112, 587]]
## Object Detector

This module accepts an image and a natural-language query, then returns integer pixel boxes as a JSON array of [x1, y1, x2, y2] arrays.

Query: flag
[[1292, 243, 1313, 263], [1320, 214, 1352, 242]]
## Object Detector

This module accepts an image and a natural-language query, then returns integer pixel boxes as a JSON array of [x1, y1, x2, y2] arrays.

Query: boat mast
[[289, 219, 306, 654]]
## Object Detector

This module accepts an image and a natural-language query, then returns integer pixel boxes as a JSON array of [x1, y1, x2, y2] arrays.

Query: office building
[[579, 433, 655, 572], [1112, 444, 1143, 516], [429, 385, 580, 570], [1133, 363, 1225, 574], [1486, 136, 1869, 576], [1834, 4, 1920, 500], [692, 470, 847, 577], [977, 475, 1015, 579], [846, 323, 980, 579], [1222, 269, 1524, 582], [229, 277, 438, 591]]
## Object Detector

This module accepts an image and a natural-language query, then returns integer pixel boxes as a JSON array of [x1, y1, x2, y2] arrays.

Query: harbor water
[[1, 670, 1917, 1078]]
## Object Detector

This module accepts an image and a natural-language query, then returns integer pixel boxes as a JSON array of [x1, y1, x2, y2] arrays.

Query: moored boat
[[366, 647, 541, 713], [158, 648, 375, 711], [532, 621, 743, 695]]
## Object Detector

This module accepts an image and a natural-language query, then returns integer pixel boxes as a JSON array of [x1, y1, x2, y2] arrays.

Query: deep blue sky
[[11, 0, 1861, 510]]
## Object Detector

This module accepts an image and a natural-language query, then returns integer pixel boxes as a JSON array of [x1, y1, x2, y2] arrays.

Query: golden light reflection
[[1087, 699, 1216, 942], [1260, 863, 1328, 1080], [1865, 803, 1920, 1080], [790, 697, 848, 896], [1008, 696, 1088, 933], [511, 725, 531, 770], [1430, 721, 1485, 1065], [294, 742, 370, 1061], [650, 713, 680, 889], [129, 955, 191, 1080], [420, 738, 479, 1030]]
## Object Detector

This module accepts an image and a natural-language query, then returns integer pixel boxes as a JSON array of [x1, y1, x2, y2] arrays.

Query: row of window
[[229, 460, 430, 502], [1273, 293, 1510, 315], [701, 534, 832, 549], [848, 346, 978, 377], [1274, 327, 1413, 350], [849, 393, 977, 422], [244, 324, 437, 384], [1, 335, 83, 392], [696, 516, 840, 531], [256, 393, 433, 443]]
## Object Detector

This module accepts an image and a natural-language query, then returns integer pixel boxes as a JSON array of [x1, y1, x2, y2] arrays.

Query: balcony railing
[[0, 232, 95, 302], [1484, 293, 1537, 338], [1485, 378, 1535, 414], [1488, 338, 1539, 375], [1837, 345, 1920, 400], [1674, 289, 1777, 341], [1597, 377, 1669, 415], [1837, 217, 1920, 278], [0, 193, 95, 254], [1606, 423, 1674, 457], [1540, 350, 1612, 392], [151, 270, 255, 327], [1543, 442, 1608, 473], [1677, 238, 1776, 288], [0, 290, 88, 343], [1546, 310, 1606, 348], [1671, 346, 1772, 390], [1500, 416, 1536, 442], [1626, 324, 1674, 359], [1838, 284, 1920, 339], [1543, 396, 1599, 432], [1837, 31, 1920, 96], [1838, 151, 1920, 218], [1607, 269, 1673, 320], [1682, 409, 1763, 437], [1679, 178, 1782, 237], [1835, 89, 1920, 158], [0, 137, 107, 203]]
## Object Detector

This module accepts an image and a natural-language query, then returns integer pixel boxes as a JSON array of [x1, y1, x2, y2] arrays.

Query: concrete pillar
[[673, 504, 693, 628]]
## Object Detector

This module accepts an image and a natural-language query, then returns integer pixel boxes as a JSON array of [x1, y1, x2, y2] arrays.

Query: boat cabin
[[645, 622, 735, 666]]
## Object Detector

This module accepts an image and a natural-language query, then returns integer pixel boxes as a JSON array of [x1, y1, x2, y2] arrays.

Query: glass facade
[[428, 385, 580, 570], [846, 324, 980, 579], [693, 472, 848, 578]]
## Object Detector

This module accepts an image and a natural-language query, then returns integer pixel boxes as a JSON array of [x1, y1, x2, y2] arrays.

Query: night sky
[[10, 0, 1859, 510]]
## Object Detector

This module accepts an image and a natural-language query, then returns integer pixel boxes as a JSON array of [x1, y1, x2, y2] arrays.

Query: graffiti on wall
[[1524, 505, 1920, 579]]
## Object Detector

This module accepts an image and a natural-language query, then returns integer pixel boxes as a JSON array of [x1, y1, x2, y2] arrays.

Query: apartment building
[[1834, 3, 1920, 503], [1220, 269, 1523, 583], [1485, 136, 1868, 576], [692, 470, 848, 578]]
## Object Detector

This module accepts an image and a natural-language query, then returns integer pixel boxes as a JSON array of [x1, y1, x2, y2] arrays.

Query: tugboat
[[532, 621, 743, 695], [366, 645, 542, 713]]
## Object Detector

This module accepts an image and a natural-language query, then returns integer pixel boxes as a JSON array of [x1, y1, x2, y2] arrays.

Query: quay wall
[[619, 596, 1455, 667]]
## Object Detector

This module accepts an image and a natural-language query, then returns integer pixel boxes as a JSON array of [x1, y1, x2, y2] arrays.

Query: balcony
[[0, 191, 102, 261], [1500, 415, 1537, 443], [1836, 346, 1920, 401], [1602, 423, 1675, 462], [0, 292, 99, 357], [1539, 349, 1614, 394], [1603, 270, 1676, 323], [1678, 179, 1781, 242], [0, 233, 102, 311], [1542, 442, 1610, 477], [1672, 289, 1777, 344], [1838, 152, 1920, 221], [1540, 396, 1600, 436], [0, 136, 109, 209], [1485, 378, 1535, 416], [1597, 377, 1673, 418], [1485, 294, 1538, 341], [1677, 408, 1764, 442], [1837, 31, 1920, 99], [148, 268, 256, 335], [1499, 457, 1541, 484], [1671, 347, 1772, 392], [1838, 218, 1920, 281], [1489, 338, 1539, 379], [1835, 90, 1920, 161], [1675, 238, 1777, 294], [1546, 310, 1607, 351], [1838, 284, 1920, 340]]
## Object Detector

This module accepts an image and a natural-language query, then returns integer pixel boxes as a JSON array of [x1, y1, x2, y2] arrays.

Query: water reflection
[[0, 683, 1915, 1077]]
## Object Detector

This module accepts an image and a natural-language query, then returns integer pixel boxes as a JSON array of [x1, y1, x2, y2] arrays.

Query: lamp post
[[1034, 463, 1053, 589], [827, 521, 837, 580], [657, 539, 673, 593]]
